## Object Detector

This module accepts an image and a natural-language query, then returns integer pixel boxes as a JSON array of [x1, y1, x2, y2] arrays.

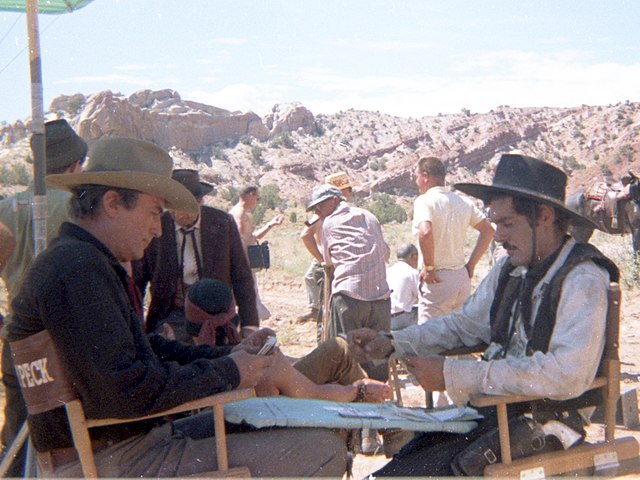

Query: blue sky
[[0, 0, 639, 123]]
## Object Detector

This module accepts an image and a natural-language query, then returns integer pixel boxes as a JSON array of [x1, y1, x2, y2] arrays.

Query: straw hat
[[46, 137, 198, 214], [325, 172, 355, 190]]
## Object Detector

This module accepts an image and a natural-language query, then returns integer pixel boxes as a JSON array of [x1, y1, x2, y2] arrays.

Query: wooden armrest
[[87, 388, 255, 428], [470, 377, 607, 408]]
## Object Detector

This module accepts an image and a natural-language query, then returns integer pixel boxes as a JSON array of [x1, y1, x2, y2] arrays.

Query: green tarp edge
[[0, 0, 93, 14]]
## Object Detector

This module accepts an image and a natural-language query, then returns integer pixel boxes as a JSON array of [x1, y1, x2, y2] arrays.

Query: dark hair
[[487, 193, 570, 233], [69, 185, 140, 220], [47, 158, 84, 176], [396, 243, 418, 259], [188, 279, 233, 315], [239, 185, 259, 198], [417, 157, 446, 178]]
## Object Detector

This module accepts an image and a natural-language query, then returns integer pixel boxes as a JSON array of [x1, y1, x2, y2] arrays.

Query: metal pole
[[26, 0, 47, 256], [2, 3, 50, 471]]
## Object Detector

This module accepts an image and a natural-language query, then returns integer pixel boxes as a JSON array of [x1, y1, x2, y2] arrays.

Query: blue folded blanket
[[224, 396, 480, 433]]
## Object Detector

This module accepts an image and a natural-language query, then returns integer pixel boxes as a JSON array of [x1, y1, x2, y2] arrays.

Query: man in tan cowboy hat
[[6, 137, 347, 477], [133, 169, 259, 345], [0, 119, 87, 476], [348, 154, 618, 476], [298, 172, 355, 325]]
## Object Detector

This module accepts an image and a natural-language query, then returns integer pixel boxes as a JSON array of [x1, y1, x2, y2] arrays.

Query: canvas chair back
[[10, 329, 75, 415]]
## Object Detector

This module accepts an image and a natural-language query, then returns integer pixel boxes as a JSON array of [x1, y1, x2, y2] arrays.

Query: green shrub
[[270, 132, 296, 149], [365, 193, 407, 224], [66, 94, 85, 115], [220, 185, 239, 205], [251, 146, 265, 165], [211, 145, 228, 161], [252, 204, 266, 225], [259, 184, 286, 210], [369, 157, 388, 171]]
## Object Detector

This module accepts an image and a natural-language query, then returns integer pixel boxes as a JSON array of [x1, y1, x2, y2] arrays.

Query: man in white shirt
[[386, 243, 419, 331], [413, 157, 495, 323]]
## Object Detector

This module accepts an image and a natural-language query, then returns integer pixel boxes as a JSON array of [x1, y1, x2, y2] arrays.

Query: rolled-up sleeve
[[443, 262, 609, 405], [391, 262, 501, 356]]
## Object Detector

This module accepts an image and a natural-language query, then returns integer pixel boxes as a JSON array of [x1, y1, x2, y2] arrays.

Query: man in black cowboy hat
[[134, 169, 259, 344], [0, 119, 87, 476], [348, 153, 619, 476]]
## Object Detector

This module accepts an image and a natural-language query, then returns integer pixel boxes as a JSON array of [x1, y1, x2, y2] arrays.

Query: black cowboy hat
[[33, 119, 87, 171], [171, 169, 215, 200], [455, 154, 597, 229]]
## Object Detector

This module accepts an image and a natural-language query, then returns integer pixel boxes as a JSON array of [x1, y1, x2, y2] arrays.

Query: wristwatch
[[424, 265, 436, 272]]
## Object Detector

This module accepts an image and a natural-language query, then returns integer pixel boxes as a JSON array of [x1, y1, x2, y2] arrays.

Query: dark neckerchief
[[492, 238, 567, 357]]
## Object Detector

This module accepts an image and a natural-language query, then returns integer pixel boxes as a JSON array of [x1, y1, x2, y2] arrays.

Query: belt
[[391, 311, 408, 318], [37, 438, 111, 472]]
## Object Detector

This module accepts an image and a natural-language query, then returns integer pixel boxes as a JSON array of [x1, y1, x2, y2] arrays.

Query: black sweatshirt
[[8, 222, 240, 452]]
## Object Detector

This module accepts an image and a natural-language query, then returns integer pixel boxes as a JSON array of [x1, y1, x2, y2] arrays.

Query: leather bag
[[247, 241, 270, 269]]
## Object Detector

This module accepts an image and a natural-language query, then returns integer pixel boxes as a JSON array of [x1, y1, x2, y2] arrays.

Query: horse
[[567, 171, 640, 261]]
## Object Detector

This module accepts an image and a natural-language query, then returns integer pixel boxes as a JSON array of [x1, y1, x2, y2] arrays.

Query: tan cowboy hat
[[325, 172, 355, 190], [455, 154, 597, 229], [46, 137, 199, 214]]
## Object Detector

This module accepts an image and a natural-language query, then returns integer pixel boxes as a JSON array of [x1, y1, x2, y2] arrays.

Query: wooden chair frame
[[469, 282, 638, 477], [66, 388, 254, 478], [8, 329, 254, 478]]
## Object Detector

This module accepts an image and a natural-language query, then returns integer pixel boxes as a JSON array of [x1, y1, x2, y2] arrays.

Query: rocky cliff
[[1, 89, 639, 207]]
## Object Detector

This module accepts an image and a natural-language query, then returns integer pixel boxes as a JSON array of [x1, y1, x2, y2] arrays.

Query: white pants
[[418, 267, 471, 324]]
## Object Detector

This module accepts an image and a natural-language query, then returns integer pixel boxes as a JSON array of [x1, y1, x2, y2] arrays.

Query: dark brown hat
[[455, 154, 597, 229], [171, 169, 214, 199], [32, 119, 88, 172]]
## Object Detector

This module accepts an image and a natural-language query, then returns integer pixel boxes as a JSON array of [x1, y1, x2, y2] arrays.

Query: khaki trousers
[[42, 419, 347, 478], [293, 335, 366, 385]]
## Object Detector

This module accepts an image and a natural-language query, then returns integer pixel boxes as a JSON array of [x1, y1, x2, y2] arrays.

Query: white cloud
[[289, 51, 640, 117], [185, 83, 291, 115], [48, 50, 640, 120]]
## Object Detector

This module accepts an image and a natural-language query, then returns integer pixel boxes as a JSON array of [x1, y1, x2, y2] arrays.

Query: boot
[[296, 307, 318, 323]]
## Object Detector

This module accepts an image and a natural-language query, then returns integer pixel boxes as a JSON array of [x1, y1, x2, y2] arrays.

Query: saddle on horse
[[584, 175, 634, 233]]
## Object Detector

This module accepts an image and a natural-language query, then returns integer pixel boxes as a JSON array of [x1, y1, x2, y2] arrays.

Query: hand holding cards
[[257, 336, 278, 356]]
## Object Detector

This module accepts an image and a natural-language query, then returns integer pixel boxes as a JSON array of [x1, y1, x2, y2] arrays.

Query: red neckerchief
[[184, 296, 241, 345]]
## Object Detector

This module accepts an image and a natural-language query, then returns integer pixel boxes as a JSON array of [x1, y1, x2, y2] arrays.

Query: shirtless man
[[229, 186, 284, 319]]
